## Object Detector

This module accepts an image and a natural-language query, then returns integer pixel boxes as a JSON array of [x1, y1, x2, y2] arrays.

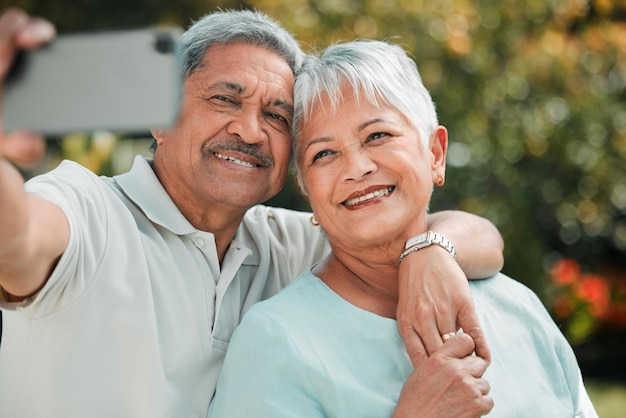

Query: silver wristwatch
[[399, 231, 457, 264]]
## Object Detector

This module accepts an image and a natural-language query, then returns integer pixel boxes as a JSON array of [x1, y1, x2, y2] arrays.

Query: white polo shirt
[[0, 155, 329, 418]]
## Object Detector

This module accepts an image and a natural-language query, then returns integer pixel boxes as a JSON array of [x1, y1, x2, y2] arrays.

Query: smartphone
[[3, 27, 183, 137]]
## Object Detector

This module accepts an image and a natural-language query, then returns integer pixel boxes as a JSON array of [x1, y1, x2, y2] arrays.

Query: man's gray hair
[[292, 40, 439, 173], [149, 9, 304, 153], [179, 9, 304, 79]]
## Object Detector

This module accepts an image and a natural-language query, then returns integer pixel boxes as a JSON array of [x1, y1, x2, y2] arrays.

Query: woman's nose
[[342, 147, 377, 181]]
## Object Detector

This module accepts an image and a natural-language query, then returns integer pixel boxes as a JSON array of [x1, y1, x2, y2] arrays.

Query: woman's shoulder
[[247, 271, 325, 320], [470, 272, 559, 339], [470, 272, 544, 308]]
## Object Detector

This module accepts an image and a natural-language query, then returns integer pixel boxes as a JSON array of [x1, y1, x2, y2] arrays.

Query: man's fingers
[[0, 8, 28, 78], [478, 376, 491, 396], [440, 335, 489, 379], [2, 130, 46, 167], [14, 17, 56, 48], [438, 332, 476, 360], [0, 9, 55, 79], [464, 353, 489, 379], [0, 8, 54, 48]]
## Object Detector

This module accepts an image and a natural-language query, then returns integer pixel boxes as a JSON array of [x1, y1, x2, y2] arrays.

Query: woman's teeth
[[343, 187, 393, 207]]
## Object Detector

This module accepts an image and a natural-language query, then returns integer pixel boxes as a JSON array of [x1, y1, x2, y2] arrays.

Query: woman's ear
[[430, 126, 448, 184]]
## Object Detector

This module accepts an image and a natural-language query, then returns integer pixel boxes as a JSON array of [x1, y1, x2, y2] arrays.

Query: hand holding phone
[[0, 9, 55, 166], [2, 26, 182, 137]]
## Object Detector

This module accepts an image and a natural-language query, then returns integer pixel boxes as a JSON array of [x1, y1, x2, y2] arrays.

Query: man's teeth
[[215, 152, 256, 168], [343, 187, 393, 207]]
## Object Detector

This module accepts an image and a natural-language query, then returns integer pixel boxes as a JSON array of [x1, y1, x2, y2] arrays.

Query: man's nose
[[225, 110, 268, 144]]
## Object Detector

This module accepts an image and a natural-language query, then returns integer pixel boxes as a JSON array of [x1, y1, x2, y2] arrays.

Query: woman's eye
[[312, 149, 333, 162], [368, 132, 389, 142]]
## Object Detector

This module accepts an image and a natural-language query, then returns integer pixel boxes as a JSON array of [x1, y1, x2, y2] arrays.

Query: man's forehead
[[202, 42, 292, 73], [201, 44, 293, 92]]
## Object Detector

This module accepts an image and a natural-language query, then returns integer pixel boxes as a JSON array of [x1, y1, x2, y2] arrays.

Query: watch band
[[399, 231, 456, 264]]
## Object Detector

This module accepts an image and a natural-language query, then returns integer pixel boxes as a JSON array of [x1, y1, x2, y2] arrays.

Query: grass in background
[[586, 379, 626, 418]]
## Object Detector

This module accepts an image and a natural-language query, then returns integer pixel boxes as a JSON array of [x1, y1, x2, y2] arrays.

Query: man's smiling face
[[152, 42, 295, 214]]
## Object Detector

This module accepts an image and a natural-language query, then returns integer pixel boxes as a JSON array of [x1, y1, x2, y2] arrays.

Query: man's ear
[[430, 126, 448, 183], [151, 129, 165, 145]]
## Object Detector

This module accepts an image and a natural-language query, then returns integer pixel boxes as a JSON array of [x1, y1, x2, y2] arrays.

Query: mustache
[[205, 139, 274, 168]]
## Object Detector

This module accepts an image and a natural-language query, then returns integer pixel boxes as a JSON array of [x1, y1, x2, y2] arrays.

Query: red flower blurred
[[551, 258, 580, 285], [575, 274, 610, 318], [549, 258, 626, 343], [553, 294, 575, 318]]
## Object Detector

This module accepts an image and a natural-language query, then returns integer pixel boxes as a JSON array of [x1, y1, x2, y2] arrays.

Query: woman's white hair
[[292, 40, 439, 183]]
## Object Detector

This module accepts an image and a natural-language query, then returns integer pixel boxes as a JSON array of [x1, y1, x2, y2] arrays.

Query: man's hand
[[397, 246, 491, 366], [393, 333, 493, 418], [0, 9, 62, 301], [0, 8, 55, 166]]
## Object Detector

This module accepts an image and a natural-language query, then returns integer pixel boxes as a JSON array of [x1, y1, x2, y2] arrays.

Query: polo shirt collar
[[113, 155, 197, 235]]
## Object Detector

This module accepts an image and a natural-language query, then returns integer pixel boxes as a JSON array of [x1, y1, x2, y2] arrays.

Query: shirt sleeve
[[525, 288, 599, 418], [574, 375, 599, 418], [1, 161, 109, 316], [208, 307, 325, 418]]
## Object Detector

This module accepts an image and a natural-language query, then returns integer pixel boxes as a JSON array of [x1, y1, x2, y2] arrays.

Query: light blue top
[[209, 271, 597, 418]]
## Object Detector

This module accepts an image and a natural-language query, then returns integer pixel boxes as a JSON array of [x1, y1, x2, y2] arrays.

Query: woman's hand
[[396, 246, 491, 365], [396, 209, 503, 365], [393, 333, 493, 418]]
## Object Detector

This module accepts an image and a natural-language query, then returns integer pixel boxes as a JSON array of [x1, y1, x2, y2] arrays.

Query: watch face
[[405, 232, 429, 249]]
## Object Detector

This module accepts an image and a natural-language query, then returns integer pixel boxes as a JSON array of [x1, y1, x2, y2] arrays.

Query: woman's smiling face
[[296, 85, 448, 253]]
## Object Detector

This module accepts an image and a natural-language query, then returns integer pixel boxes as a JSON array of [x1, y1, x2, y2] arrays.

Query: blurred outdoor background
[[1, 0, 625, 415]]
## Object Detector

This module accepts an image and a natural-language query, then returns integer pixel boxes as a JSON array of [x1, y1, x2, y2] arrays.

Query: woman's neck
[[312, 252, 400, 319]]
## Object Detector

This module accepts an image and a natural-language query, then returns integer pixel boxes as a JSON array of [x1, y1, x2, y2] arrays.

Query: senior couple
[[0, 6, 594, 418]]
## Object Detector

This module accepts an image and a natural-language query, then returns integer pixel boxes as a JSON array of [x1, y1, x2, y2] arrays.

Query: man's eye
[[270, 113, 285, 121], [213, 95, 234, 103], [268, 113, 289, 124], [265, 112, 291, 132]]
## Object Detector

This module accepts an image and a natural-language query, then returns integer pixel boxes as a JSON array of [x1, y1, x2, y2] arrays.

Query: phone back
[[3, 28, 182, 136]]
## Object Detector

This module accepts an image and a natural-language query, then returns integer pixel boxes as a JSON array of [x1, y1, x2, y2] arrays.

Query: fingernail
[[24, 21, 56, 41]]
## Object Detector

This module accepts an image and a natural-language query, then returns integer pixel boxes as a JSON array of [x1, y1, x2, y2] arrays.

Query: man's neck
[[151, 158, 250, 264]]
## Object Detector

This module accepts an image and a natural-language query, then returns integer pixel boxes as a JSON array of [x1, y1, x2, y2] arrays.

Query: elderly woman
[[208, 40, 597, 417]]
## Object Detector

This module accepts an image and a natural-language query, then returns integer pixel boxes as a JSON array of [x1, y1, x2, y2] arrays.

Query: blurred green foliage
[[4, 0, 626, 350]]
